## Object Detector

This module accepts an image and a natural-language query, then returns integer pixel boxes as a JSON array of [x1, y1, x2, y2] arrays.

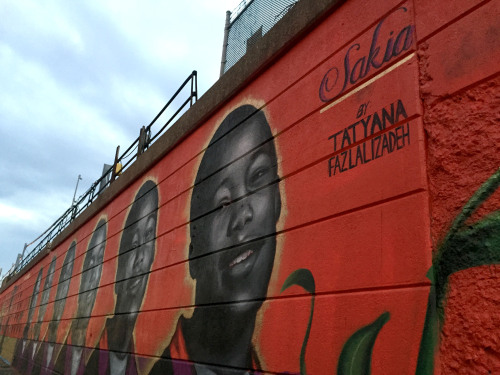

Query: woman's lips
[[228, 249, 254, 268], [221, 238, 266, 279]]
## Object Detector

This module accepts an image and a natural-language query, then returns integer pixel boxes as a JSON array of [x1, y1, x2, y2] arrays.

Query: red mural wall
[[0, 0, 498, 374]]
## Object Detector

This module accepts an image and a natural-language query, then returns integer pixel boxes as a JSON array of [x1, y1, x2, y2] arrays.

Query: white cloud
[[0, 202, 36, 223], [0, 0, 244, 275]]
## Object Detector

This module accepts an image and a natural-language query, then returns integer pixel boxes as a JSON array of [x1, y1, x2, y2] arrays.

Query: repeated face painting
[[12, 267, 43, 372], [54, 243, 76, 327], [151, 104, 281, 374], [54, 218, 107, 375], [78, 219, 107, 320], [115, 181, 158, 317], [28, 257, 57, 370], [37, 257, 57, 333], [29, 241, 76, 375], [189, 105, 281, 307], [87, 180, 158, 375]]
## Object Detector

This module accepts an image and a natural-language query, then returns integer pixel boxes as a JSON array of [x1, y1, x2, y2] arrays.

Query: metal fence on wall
[[221, 0, 298, 74], [1, 72, 198, 285]]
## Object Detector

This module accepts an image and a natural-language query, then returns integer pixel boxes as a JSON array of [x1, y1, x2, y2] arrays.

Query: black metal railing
[[7, 71, 198, 279]]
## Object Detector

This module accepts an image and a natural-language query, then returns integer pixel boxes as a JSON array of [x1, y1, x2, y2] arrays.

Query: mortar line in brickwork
[[190, 281, 432, 309], [113, 282, 431, 322], [168, 110, 422, 242], [416, 0, 494, 45], [422, 71, 500, 109], [268, 282, 432, 303], [135, 356, 296, 375], [155, 185, 424, 268], [39, 214, 430, 322], [282, 112, 422, 183], [39, 281, 432, 326], [32, 184, 429, 315], [275, 186, 427, 237], [104, 188, 429, 312]]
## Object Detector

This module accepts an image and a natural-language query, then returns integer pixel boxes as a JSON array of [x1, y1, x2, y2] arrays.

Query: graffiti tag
[[319, 8, 414, 103]]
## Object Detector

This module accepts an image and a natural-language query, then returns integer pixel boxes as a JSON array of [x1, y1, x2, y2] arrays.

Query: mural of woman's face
[[78, 224, 106, 318], [54, 244, 75, 322], [116, 192, 157, 315], [37, 257, 57, 323], [27, 270, 43, 324], [191, 118, 281, 308]]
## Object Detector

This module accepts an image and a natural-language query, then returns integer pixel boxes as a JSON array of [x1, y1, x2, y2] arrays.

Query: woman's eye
[[251, 167, 269, 186], [145, 227, 154, 242], [218, 199, 231, 209]]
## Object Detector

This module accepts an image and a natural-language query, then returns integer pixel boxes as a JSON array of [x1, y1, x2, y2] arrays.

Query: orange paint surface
[[1, 0, 499, 374]]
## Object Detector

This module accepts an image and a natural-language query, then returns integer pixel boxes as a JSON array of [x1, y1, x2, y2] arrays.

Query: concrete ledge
[[0, 0, 344, 293]]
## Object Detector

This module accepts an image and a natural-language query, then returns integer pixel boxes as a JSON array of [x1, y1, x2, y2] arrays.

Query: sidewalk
[[0, 357, 19, 375]]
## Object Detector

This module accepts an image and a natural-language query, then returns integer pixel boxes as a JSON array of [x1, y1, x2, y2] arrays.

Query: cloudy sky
[[0, 0, 243, 277]]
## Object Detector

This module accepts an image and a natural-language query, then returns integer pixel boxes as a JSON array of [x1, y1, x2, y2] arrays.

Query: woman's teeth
[[229, 249, 254, 268]]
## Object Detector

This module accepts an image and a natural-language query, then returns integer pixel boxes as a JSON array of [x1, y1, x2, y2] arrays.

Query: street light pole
[[72, 174, 82, 206]]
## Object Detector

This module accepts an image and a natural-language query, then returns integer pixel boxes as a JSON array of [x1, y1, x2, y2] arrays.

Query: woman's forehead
[[135, 195, 157, 218], [216, 121, 272, 165]]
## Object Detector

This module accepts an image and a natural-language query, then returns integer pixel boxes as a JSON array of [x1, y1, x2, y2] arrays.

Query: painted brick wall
[[416, 0, 500, 373], [0, 0, 498, 374]]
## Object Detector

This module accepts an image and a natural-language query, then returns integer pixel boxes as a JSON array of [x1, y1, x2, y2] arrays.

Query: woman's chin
[[227, 296, 263, 316]]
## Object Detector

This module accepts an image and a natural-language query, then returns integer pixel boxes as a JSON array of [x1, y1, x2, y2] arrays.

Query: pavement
[[0, 357, 19, 375]]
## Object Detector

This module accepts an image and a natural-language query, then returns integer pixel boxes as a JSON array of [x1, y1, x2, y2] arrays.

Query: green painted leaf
[[337, 312, 390, 375], [415, 273, 438, 375], [281, 268, 315, 294], [421, 168, 500, 374], [434, 168, 500, 319], [443, 167, 500, 242], [436, 211, 500, 314], [281, 269, 315, 375]]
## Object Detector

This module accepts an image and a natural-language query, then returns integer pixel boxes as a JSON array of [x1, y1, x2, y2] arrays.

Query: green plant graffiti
[[281, 268, 315, 375], [416, 167, 500, 374], [337, 312, 390, 375], [415, 267, 438, 375], [335, 168, 500, 375]]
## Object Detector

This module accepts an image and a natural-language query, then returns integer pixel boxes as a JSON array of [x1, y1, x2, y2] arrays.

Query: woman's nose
[[134, 242, 146, 270], [229, 199, 254, 234]]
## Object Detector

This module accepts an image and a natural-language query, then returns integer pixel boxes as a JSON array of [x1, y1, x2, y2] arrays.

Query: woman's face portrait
[[78, 223, 106, 318], [54, 244, 75, 322], [27, 270, 43, 324], [115, 188, 157, 315], [37, 257, 57, 323], [191, 117, 281, 307]]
